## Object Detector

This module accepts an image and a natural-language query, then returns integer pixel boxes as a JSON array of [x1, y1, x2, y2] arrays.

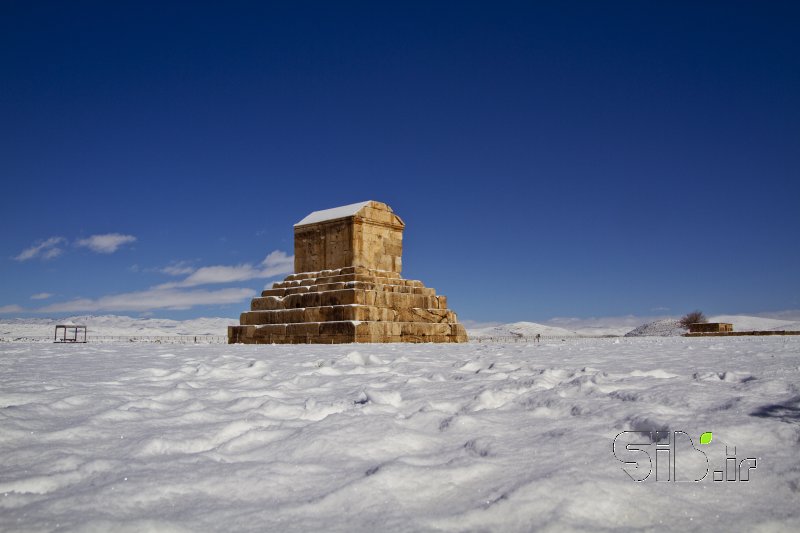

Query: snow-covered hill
[[571, 325, 636, 337], [624, 319, 686, 337], [708, 314, 800, 332], [0, 315, 237, 338], [468, 321, 579, 339]]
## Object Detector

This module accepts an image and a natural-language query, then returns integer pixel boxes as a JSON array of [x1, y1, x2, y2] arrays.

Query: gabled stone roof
[[294, 201, 372, 226]]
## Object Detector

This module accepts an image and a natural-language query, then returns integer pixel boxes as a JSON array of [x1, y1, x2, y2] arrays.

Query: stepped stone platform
[[229, 201, 468, 344]]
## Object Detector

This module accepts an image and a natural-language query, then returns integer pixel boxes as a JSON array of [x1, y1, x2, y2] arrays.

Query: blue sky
[[1, 1, 798, 324]]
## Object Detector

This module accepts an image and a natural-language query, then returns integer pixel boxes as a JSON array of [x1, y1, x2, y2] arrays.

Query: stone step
[[241, 305, 457, 325], [261, 281, 435, 298], [284, 266, 400, 281], [313, 281, 431, 293], [272, 273, 420, 289], [251, 290, 447, 311], [228, 321, 468, 344]]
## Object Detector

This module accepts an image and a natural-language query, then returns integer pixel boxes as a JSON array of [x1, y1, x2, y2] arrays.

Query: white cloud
[[0, 304, 24, 314], [161, 261, 196, 276], [17, 248, 291, 314], [30, 293, 53, 300], [14, 237, 66, 261], [36, 287, 254, 313], [159, 250, 293, 288], [169, 264, 265, 287], [262, 250, 294, 273], [76, 233, 137, 254]]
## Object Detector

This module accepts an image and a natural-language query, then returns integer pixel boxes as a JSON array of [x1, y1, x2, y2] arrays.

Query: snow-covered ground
[[1, 338, 798, 531]]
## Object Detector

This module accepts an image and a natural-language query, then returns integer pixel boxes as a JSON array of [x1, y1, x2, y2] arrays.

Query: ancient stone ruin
[[228, 201, 468, 344], [688, 322, 733, 334]]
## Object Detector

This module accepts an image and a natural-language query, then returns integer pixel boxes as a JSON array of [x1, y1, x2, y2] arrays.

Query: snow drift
[[1, 337, 798, 531]]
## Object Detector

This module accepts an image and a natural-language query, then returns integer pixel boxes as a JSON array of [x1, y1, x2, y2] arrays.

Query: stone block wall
[[294, 201, 403, 273]]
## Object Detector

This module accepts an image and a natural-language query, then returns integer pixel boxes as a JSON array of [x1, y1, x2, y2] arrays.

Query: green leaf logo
[[700, 432, 713, 445]]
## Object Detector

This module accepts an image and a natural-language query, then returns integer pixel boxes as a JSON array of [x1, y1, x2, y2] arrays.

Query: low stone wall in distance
[[684, 330, 800, 337]]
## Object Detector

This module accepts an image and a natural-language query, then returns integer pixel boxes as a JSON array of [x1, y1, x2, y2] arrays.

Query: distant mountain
[[468, 321, 579, 339], [468, 321, 630, 338], [624, 314, 800, 337], [469, 314, 800, 340], [0, 315, 238, 338], [4, 313, 797, 340]]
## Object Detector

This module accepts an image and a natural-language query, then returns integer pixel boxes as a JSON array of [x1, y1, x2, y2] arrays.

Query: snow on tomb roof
[[294, 200, 373, 226]]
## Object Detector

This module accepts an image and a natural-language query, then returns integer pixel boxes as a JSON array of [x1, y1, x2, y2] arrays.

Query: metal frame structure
[[54, 325, 88, 343]]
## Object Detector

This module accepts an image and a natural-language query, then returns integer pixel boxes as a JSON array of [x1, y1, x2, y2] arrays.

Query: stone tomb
[[228, 200, 468, 344]]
